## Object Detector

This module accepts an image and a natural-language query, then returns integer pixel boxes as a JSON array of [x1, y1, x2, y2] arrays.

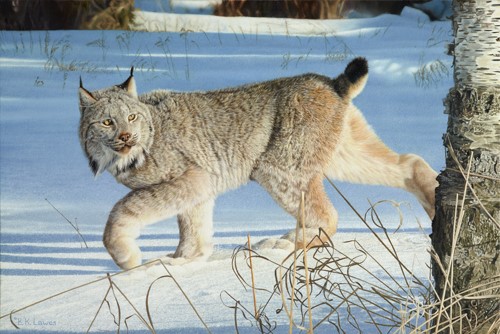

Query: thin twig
[[45, 198, 88, 248], [106, 274, 122, 333], [110, 279, 155, 333], [300, 192, 314, 334], [158, 260, 212, 334]]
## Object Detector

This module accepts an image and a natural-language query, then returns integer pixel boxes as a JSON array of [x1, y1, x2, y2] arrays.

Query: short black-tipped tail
[[345, 57, 368, 85], [332, 57, 369, 99]]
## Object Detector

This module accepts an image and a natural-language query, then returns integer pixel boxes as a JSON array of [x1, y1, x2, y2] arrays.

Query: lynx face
[[79, 85, 154, 176]]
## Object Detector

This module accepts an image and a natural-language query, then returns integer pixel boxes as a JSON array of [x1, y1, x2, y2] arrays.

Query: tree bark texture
[[432, 0, 499, 333]]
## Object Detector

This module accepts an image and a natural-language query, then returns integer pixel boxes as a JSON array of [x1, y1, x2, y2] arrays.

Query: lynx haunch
[[78, 58, 438, 270]]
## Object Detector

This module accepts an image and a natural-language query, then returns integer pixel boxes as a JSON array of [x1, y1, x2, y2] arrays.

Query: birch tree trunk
[[432, 0, 500, 333]]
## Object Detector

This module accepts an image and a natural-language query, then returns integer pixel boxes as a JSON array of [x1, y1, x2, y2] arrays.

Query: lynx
[[78, 58, 438, 270]]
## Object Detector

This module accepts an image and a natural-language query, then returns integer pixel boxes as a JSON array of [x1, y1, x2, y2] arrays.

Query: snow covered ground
[[0, 7, 452, 333]]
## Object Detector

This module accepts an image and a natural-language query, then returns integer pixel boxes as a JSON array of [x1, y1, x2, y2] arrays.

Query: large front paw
[[104, 237, 142, 270]]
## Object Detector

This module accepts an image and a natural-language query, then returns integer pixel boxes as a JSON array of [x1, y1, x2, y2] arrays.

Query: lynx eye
[[102, 119, 113, 127], [128, 114, 137, 122]]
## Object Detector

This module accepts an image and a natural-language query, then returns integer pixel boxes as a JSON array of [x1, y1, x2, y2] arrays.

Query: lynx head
[[78, 68, 154, 176]]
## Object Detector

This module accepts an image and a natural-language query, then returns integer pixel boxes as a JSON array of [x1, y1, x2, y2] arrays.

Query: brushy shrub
[[213, 0, 432, 20], [214, 0, 346, 19], [0, 0, 134, 30]]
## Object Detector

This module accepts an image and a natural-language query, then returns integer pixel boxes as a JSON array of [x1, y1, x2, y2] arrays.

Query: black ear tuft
[[79, 77, 96, 104], [116, 67, 138, 98], [89, 159, 99, 176], [344, 57, 368, 84], [116, 66, 134, 90], [117, 77, 131, 90]]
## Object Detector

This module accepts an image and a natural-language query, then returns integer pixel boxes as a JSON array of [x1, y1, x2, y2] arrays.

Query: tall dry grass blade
[[300, 191, 314, 334], [158, 260, 212, 334], [435, 153, 473, 333], [312, 289, 358, 330], [282, 194, 303, 334], [8, 311, 20, 329], [366, 199, 417, 289], [446, 135, 499, 228], [247, 234, 260, 321], [109, 279, 154, 333], [145, 274, 174, 333], [228, 244, 291, 332], [86, 285, 112, 333], [325, 176, 417, 278], [0, 271, 129, 321], [106, 274, 122, 333]]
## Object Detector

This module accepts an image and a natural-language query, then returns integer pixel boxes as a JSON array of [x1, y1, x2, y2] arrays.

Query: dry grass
[[2, 258, 211, 333], [227, 175, 499, 333], [1, 174, 498, 333], [413, 58, 450, 88], [45, 197, 89, 248]]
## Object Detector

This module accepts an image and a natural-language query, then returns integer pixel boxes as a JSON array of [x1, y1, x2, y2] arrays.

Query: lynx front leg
[[171, 199, 215, 264], [103, 169, 213, 270]]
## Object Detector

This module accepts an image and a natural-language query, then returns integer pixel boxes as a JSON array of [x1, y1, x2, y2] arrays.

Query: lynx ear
[[116, 67, 138, 98], [79, 77, 97, 113]]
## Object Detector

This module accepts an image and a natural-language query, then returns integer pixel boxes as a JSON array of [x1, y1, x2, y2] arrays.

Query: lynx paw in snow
[[144, 255, 189, 267], [254, 238, 294, 252], [136, 256, 188, 276]]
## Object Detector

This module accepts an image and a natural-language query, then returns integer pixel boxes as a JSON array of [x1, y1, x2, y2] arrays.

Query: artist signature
[[12, 316, 56, 327]]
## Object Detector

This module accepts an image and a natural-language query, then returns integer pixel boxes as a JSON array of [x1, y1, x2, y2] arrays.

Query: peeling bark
[[432, 0, 500, 333], [453, 0, 500, 89]]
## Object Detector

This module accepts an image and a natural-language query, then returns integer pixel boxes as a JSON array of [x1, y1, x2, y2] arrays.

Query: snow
[[0, 8, 452, 334], [135, 0, 221, 15]]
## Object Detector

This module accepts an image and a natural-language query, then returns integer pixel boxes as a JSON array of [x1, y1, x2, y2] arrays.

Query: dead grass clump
[[227, 176, 499, 333]]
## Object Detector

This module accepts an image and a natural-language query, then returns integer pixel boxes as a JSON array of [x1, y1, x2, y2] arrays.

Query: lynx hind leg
[[326, 107, 438, 218], [254, 173, 338, 251], [399, 154, 438, 218]]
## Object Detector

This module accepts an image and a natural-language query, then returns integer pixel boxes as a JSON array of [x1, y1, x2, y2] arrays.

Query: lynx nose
[[119, 132, 132, 142]]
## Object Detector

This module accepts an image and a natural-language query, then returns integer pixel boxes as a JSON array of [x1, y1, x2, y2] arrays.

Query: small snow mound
[[413, 0, 452, 21], [400, 6, 431, 22]]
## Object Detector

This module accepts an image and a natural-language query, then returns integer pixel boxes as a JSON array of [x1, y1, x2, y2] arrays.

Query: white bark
[[450, 0, 500, 155], [453, 0, 500, 89]]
